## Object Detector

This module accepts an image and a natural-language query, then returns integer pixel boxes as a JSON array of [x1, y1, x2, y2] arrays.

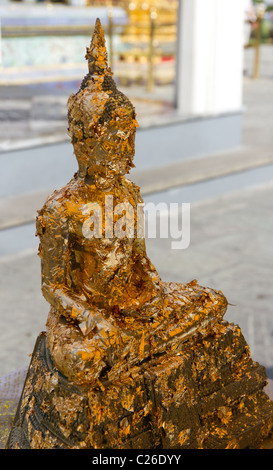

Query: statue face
[[70, 102, 138, 183], [89, 121, 137, 181], [99, 107, 138, 174]]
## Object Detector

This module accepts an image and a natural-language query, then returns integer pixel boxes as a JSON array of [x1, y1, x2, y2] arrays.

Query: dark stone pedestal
[[6, 320, 273, 449]]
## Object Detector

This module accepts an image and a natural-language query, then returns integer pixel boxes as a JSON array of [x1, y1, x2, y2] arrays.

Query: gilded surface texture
[[6, 19, 273, 449]]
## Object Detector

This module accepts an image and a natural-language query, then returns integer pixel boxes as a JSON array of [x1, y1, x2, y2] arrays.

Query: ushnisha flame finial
[[85, 18, 112, 76]]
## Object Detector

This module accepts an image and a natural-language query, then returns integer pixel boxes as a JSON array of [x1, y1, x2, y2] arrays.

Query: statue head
[[67, 18, 138, 186]]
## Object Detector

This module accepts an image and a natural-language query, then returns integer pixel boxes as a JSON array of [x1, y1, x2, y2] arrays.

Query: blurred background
[[0, 0, 273, 383]]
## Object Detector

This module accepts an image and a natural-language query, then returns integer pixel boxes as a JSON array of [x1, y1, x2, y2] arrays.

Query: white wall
[[176, 0, 245, 116]]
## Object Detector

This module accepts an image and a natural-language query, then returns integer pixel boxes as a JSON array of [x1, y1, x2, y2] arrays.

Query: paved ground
[[0, 45, 273, 381], [0, 81, 175, 150]]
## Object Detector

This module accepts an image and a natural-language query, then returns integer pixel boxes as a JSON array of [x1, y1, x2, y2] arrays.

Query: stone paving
[[0, 82, 175, 151]]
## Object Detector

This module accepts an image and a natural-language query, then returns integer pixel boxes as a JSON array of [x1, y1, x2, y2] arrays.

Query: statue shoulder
[[36, 180, 77, 233], [123, 177, 143, 203], [37, 188, 67, 220], [37, 178, 87, 219]]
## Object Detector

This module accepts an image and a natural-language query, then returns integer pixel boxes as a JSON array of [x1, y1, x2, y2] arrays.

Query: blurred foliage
[[253, 0, 273, 10], [249, 2, 273, 43]]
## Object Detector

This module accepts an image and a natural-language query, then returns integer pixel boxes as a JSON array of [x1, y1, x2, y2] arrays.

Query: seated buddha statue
[[35, 19, 228, 386], [7, 19, 273, 451]]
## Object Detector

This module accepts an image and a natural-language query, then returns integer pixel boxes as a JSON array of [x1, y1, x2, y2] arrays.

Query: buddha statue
[[7, 19, 273, 449]]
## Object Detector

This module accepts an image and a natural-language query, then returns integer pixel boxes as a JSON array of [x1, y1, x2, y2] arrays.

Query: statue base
[[6, 321, 273, 449]]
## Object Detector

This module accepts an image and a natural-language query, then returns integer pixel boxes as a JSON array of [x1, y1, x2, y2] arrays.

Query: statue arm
[[36, 204, 113, 337], [36, 206, 89, 325], [41, 283, 88, 324]]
